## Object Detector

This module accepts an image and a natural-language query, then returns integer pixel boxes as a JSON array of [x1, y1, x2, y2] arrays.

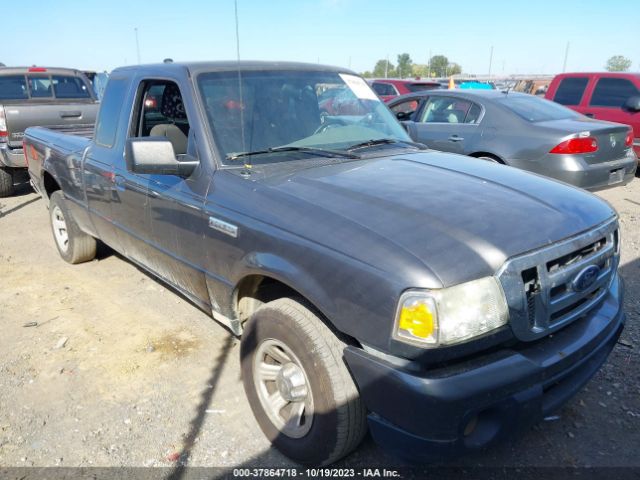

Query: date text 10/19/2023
[[232, 468, 401, 478]]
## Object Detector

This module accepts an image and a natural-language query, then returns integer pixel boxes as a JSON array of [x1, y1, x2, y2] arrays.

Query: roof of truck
[[111, 61, 356, 76]]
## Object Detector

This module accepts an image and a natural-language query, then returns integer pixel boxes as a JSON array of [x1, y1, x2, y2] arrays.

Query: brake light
[[625, 129, 634, 147], [550, 136, 598, 154], [0, 106, 7, 143], [28, 67, 47, 72]]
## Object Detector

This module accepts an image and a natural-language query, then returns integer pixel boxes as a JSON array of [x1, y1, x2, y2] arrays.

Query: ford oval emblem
[[571, 265, 600, 292]]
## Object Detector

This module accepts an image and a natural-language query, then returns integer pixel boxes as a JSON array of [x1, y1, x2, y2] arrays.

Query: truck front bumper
[[0, 144, 26, 168], [344, 274, 624, 462]]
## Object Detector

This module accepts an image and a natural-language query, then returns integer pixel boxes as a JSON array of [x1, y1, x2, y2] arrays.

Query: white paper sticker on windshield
[[339, 73, 378, 100]]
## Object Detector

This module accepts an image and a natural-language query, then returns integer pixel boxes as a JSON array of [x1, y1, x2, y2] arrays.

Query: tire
[[0, 167, 14, 197], [49, 191, 97, 264], [241, 298, 367, 465]]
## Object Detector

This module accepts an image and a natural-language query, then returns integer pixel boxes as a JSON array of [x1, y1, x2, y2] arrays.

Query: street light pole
[[488, 45, 494, 79], [562, 42, 570, 73]]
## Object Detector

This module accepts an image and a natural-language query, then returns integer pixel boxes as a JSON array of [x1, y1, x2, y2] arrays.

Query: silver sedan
[[388, 90, 638, 190]]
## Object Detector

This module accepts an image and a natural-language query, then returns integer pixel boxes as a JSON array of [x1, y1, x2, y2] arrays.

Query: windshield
[[497, 95, 579, 122], [197, 70, 411, 165]]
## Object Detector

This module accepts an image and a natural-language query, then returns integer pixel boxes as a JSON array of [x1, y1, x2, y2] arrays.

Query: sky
[[2, 0, 638, 76]]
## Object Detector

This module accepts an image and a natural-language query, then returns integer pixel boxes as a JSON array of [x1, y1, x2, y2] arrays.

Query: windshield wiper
[[345, 138, 427, 152], [226, 146, 361, 162]]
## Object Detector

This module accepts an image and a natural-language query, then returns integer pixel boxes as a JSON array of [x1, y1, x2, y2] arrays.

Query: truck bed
[[25, 126, 93, 200]]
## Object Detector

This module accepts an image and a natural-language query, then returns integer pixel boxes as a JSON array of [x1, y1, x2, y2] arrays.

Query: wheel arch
[[42, 170, 61, 200], [468, 151, 506, 164]]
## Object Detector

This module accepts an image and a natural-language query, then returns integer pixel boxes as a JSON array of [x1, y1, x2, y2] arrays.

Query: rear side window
[[52, 75, 91, 99], [28, 75, 53, 98], [498, 95, 577, 122], [372, 82, 397, 96], [589, 78, 640, 107], [95, 78, 129, 148], [553, 77, 588, 105], [0, 75, 28, 100]]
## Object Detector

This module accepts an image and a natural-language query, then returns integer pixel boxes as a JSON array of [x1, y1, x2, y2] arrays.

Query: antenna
[[234, 0, 247, 159], [134, 28, 141, 64]]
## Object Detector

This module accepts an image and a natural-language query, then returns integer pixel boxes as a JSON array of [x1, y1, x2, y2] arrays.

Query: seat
[[150, 124, 187, 155], [150, 84, 189, 155]]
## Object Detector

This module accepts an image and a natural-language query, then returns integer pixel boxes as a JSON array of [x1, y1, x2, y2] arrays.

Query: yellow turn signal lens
[[397, 299, 437, 342]]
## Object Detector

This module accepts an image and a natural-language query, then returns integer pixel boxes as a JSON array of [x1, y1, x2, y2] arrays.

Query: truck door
[[84, 76, 130, 251], [124, 79, 210, 305]]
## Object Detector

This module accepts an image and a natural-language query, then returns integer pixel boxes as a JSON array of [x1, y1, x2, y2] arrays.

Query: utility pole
[[488, 45, 494, 79], [428, 49, 432, 77], [134, 28, 141, 64], [385, 55, 389, 78], [562, 42, 570, 72]]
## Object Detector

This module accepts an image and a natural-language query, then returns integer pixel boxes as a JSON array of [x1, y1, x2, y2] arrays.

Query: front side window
[[419, 97, 472, 123], [372, 82, 397, 96], [590, 78, 640, 108], [390, 98, 419, 116], [197, 70, 410, 165], [553, 77, 588, 105], [0, 75, 28, 100], [131, 80, 191, 157]]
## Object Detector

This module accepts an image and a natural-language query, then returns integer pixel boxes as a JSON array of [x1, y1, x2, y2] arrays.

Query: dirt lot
[[0, 176, 639, 471]]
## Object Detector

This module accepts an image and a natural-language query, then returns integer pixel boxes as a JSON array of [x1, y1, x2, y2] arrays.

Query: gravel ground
[[0, 175, 639, 473]]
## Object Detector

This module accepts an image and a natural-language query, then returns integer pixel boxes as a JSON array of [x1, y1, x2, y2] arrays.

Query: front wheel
[[241, 298, 367, 465], [49, 191, 97, 264]]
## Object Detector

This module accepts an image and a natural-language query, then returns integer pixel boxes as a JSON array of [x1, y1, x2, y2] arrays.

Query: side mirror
[[125, 137, 198, 177], [624, 96, 640, 112], [396, 111, 413, 121]]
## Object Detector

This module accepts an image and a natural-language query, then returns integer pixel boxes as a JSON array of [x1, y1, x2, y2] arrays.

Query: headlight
[[393, 277, 509, 348]]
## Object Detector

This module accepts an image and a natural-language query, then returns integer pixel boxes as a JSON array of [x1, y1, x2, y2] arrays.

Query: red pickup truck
[[545, 72, 640, 157]]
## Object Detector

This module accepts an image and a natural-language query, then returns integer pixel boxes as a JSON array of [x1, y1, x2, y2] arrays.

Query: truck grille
[[497, 218, 619, 342]]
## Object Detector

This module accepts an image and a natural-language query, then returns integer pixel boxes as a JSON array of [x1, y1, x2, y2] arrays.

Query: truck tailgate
[[3, 102, 98, 148]]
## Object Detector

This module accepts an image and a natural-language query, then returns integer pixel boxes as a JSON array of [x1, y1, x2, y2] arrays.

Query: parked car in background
[[25, 61, 626, 465], [0, 66, 99, 196], [369, 78, 440, 102], [388, 89, 637, 190], [546, 72, 640, 158]]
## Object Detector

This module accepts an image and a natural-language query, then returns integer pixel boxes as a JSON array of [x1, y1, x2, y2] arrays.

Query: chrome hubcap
[[51, 206, 69, 253], [254, 339, 313, 438]]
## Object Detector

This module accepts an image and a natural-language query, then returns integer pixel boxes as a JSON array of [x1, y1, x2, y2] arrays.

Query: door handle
[[584, 113, 595, 118], [448, 135, 464, 142], [59, 111, 82, 118]]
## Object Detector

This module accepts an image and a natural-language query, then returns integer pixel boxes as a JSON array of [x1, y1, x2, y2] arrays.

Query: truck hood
[[254, 151, 615, 287]]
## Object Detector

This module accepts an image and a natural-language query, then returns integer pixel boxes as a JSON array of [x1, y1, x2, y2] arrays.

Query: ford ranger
[[25, 61, 625, 465], [0, 66, 98, 196]]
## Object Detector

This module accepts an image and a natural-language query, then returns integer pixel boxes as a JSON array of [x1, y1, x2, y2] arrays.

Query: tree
[[411, 64, 429, 78], [396, 53, 413, 79], [429, 55, 449, 77], [605, 55, 632, 72], [448, 62, 462, 75], [372, 59, 395, 78]]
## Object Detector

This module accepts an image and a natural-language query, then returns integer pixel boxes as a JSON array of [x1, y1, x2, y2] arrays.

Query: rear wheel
[[241, 298, 367, 465], [49, 191, 96, 264], [0, 167, 14, 197]]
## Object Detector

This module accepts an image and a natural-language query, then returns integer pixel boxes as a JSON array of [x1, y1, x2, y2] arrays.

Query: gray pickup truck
[[0, 67, 98, 196], [25, 61, 625, 466]]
